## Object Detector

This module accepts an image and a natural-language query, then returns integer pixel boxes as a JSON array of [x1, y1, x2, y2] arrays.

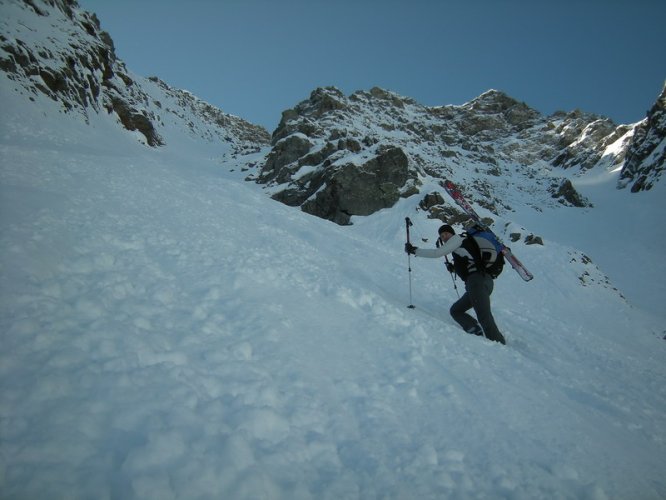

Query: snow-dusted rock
[[254, 84, 661, 224], [619, 83, 666, 192], [0, 0, 270, 149]]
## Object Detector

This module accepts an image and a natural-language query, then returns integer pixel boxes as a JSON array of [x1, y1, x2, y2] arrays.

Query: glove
[[405, 243, 417, 255], [446, 262, 455, 273]]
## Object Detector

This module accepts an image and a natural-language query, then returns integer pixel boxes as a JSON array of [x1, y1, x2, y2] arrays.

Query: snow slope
[[1, 77, 665, 499]]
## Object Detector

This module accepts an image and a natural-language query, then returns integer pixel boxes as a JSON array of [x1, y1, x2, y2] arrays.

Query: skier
[[405, 224, 506, 345]]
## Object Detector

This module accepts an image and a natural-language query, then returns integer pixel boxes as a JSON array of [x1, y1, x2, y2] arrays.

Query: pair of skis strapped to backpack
[[442, 179, 534, 282]]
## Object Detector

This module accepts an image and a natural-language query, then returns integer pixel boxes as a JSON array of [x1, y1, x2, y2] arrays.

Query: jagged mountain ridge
[[254, 85, 663, 225], [0, 0, 270, 150], [1, 0, 663, 228]]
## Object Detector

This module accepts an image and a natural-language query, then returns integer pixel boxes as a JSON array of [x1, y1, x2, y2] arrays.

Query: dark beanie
[[438, 224, 455, 235]]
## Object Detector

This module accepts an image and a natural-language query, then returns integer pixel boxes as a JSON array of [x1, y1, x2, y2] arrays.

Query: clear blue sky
[[78, 0, 665, 131]]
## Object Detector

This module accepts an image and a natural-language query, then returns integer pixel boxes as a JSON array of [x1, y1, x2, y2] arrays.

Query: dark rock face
[[261, 135, 314, 184], [618, 84, 666, 192], [299, 146, 414, 225], [549, 179, 591, 207], [270, 144, 416, 225]]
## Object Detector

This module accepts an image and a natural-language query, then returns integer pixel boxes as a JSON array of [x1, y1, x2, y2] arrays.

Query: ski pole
[[445, 255, 460, 298], [405, 217, 415, 309], [437, 236, 460, 298]]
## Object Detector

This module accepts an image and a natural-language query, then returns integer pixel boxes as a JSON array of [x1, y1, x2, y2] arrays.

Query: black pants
[[450, 273, 506, 344]]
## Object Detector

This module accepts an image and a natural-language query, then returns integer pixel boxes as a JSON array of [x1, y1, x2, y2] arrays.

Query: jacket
[[414, 234, 499, 281]]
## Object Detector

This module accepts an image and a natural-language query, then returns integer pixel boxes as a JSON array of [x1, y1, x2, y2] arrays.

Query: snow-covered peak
[[0, 0, 270, 149], [254, 84, 644, 227]]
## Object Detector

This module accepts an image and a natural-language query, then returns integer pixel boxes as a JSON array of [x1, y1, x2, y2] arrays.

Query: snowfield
[[1, 74, 665, 499]]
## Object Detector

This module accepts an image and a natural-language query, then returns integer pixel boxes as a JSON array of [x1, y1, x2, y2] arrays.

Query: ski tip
[[519, 271, 534, 282]]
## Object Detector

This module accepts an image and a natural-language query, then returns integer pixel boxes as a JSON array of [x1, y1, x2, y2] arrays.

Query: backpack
[[463, 225, 505, 279]]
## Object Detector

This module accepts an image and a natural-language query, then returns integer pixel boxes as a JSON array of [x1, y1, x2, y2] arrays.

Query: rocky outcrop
[[549, 179, 592, 207], [1, 0, 270, 149], [299, 146, 415, 225], [549, 112, 630, 171], [0, 0, 164, 145], [255, 85, 648, 224], [271, 144, 417, 225], [618, 83, 666, 192]]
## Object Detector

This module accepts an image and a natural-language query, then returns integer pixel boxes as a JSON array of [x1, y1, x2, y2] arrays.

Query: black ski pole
[[445, 255, 460, 298], [405, 217, 415, 309], [437, 236, 460, 298]]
